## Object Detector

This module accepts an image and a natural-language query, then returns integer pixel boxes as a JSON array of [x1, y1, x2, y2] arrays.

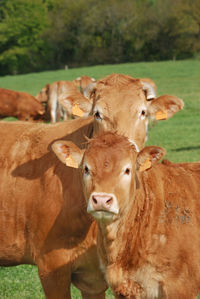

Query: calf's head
[[52, 132, 165, 222], [60, 74, 184, 151]]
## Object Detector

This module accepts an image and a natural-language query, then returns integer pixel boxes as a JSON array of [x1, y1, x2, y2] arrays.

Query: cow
[[73, 75, 96, 93], [53, 131, 200, 299], [0, 88, 44, 121], [60, 73, 183, 151], [0, 74, 183, 298], [36, 76, 96, 123], [36, 81, 78, 123], [0, 116, 108, 299]]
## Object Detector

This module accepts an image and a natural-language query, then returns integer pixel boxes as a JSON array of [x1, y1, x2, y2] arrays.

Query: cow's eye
[[84, 165, 90, 175], [140, 110, 147, 120], [94, 111, 102, 120], [124, 168, 130, 175]]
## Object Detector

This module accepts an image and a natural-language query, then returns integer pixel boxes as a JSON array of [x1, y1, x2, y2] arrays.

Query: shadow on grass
[[171, 145, 200, 152]]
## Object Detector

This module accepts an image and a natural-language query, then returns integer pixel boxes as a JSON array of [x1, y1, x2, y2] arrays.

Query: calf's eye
[[84, 165, 90, 175], [124, 168, 130, 175], [94, 111, 102, 120], [141, 110, 146, 116]]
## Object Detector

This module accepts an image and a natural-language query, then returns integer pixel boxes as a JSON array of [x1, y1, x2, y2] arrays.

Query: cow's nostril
[[92, 196, 98, 204], [106, 197, 113, 205]]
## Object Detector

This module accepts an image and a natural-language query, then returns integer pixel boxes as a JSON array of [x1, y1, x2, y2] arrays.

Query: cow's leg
[[38, 264, 72, 299], [50, 104, 57, 123], [81, 291, 105, 299]]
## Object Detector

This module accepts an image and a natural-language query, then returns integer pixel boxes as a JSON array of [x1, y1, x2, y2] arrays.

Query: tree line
[[0, 0, 199, 76]]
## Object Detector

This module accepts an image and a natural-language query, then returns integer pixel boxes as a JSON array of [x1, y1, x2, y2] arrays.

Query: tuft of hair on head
[[86, 131, 137, 153]]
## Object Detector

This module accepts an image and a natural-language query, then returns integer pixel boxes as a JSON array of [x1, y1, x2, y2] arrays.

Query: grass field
[[0, 59, 200, 298]]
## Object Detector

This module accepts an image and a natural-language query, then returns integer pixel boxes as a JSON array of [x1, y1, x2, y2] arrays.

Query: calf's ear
[[137, 146, 166, 172], [148, 95, 184, 120], [52, 140, 84, 168]]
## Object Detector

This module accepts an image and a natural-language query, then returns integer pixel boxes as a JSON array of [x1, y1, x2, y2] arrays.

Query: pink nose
[[92, 194, 114, 211]]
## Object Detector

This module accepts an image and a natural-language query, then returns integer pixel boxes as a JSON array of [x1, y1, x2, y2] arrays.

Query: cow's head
[[61, 74, 184, 151], [73, 75, 96, 93], [36, 84, 50, 103], [52, 132, 165, 222]]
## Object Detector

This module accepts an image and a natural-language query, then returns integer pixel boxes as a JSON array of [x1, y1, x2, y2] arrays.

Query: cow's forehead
[[95, 82, 146, 108], [83, 133, 137, 170]]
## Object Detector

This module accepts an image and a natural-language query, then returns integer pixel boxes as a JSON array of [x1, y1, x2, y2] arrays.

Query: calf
[[0, 88, 44, 121], [53, 132, 200, 299]]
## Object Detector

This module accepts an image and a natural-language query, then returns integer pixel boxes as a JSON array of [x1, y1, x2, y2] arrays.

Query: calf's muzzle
[[88, 192, 119, 215]]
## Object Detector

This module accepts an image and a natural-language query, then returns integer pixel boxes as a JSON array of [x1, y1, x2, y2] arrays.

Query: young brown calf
[[53, 132, 200, 299]]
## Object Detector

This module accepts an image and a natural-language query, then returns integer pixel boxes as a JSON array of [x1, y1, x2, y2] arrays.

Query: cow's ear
[[52, 140, 84, 168], [148, 95, 184, 120], [59, 94, 93, 118], [137, 146, 166, 172]]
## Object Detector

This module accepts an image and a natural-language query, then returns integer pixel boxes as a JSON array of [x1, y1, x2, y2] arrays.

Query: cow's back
[[0, 118, 93, 266]]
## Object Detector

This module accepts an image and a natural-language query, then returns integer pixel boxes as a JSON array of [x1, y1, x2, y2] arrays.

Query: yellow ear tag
[[156, 110, 168, 120], [65, 155, 79, 168], [139, 158, 152, 172], [72, 104, 84, 117]]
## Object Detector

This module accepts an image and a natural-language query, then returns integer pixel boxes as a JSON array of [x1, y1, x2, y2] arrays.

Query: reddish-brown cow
[[0, 88, 44, 121], [53, 132, 200, 299]]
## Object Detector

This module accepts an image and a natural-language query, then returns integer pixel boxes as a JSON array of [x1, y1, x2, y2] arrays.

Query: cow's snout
[[92, 194, 114, 210], [87, 192, 119, 216]]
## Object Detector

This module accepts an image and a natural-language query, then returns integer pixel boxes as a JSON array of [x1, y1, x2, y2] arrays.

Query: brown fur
[[0, 88, 44, 121], [0, 116, 108, 298], [81, 132, 200, 299]]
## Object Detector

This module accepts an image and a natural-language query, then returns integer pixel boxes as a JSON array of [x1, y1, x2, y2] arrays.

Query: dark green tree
[[0, 0, 48, 75]]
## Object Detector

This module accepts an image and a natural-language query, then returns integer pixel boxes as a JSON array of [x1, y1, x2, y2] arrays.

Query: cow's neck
[[96, 172, 148, 284]]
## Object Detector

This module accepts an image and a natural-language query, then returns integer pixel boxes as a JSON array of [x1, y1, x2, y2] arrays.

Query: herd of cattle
[[0, 73, 200, 299]]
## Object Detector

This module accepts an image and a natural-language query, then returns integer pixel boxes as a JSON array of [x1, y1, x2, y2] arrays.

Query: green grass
[[0, 265, 115, 298], [0, 59, 200, 298]]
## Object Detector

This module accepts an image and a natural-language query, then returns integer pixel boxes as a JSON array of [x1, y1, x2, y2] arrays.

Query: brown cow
[[0, 117, 107, 299], [36, 76, 96, 123], [53, 132, 200, 299], [36, 81, 78, 123], [0, 88, 44, 121], [60, 73, 183, 151], [0, 74, 183, 298], [73, 75, 96, 93]]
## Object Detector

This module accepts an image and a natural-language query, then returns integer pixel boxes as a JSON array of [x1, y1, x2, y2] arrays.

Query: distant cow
[[0, 88, 44, 121], [73, 75, 96, 93], [36, 76, 96, 123], [0, 74, 183, 298], [53, 132, 200, 299]]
